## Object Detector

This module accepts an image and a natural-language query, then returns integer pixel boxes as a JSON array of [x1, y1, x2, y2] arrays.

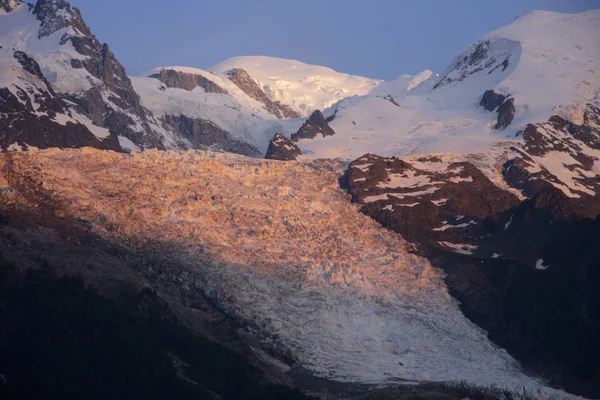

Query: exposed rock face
[[1, 0, 182, 152], [479, 90, 515, 130], [149, 69, 228, 93], [434, 40, 515, 89], [291, 110, 335, 142], [495, 97, 515, 129], [0, 51, 121, 151], [503, 103, 600, 217], [479, 90, 506, 111], [227, 68, 301, 119], [341, 154, 520, 247], [265, 133, 301, 160], [163, 114, 261, 157], [2, 1, 286, 156], [60, 35, 169, 149], [383, 94, 400, 107], [341, 106, 600, 397], [33, 0, 92, 38], [13, 51, 52, 94]]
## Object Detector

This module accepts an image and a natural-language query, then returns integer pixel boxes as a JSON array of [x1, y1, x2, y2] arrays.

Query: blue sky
[[69, 0, 599, 80]]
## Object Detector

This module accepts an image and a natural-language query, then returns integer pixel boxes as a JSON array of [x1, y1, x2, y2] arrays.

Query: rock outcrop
[[434, 40, 515, 89], [479, 90, 507, 111], [291, 110, 335, 142], [227, 68, 301, 119], [265, 133, 301, 160], [149, 69, 228, 93], [479, 90, 515, 130], [0, 51, 121, 151], [341, 154, 521, 246], [163, 114, 261, 157], [503, 103, 600, 217]]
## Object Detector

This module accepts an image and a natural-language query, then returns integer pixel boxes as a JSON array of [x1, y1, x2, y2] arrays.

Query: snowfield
[[300, 9, 600, 161], [210, 55, 382, 114]]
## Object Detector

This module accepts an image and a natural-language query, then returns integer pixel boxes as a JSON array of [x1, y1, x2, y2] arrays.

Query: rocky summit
[[265, 133, 302, 160], [291, 110, 335, 142], [1, 1, 599, 399]]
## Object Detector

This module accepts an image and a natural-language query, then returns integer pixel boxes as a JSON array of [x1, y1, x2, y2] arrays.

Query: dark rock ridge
[[495, 97, 515, 129], [265, 133, 301, 161], [0, 52, 120, 151], [341, 104, 600, 397], [325, 108, 338, 123], [383, 95, 400, 107], [226, 68, 301, 119], [33, 0, 92, 39], [504, 103, 600, 217], [434, 40, 514, 89], [341, 154, 521, 247], [163, 114, 261, 157], [1, 0, 185, 152], [479, 90, 506, 111], [13, 51, 53, 94], [1, 0, 266, 157], [291, 110, 335, 142], [479, 90, 515, 130], [46, 1, 170, 149], [149, 69, 228, 94]]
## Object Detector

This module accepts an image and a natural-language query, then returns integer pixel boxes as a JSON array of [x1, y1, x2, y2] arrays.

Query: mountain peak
[[33, 0, 91, 38]]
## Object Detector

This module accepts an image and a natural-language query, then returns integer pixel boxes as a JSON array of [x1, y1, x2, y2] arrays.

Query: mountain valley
[[1, 1, 600, 399]]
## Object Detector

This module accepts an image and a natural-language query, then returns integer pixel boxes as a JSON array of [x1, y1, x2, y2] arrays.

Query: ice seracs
[[0, 147, 575, 398]]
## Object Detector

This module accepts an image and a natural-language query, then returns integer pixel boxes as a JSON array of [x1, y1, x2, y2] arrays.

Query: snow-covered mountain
[[210, 56, 382, 114], [131, 65, 305, 154], [2, 1, 600, 397], [298, 10, 599, 160], [131, 57, 389, 155], [0, 0, 185, 152], [291, 10, 600, 204]]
